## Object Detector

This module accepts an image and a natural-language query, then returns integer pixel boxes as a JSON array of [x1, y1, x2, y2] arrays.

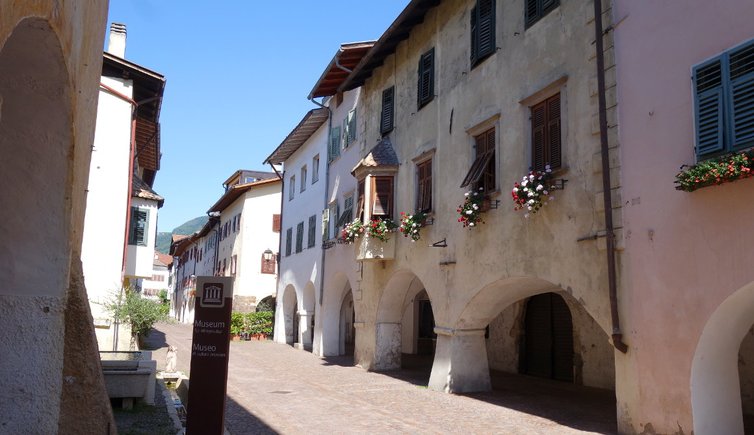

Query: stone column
[[374, 322, 401, 370], [428, 327, 491, 393], [295, 310, 313, 350]]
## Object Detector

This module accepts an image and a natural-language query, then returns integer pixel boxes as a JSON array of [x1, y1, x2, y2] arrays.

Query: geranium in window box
[[398, 212, 428, 241], [675, 149, 754, 192], [341, 219, 364, 244], [512, 166, 555, 218], [365, 217, 397, 242], [457, 188, 485, 228]]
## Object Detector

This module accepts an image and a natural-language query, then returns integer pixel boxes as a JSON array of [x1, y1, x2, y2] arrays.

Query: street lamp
[[262, 249, 274, 262]]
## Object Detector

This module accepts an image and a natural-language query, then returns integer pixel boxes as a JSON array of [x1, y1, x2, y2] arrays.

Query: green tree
[[104, 288, 170, 340]]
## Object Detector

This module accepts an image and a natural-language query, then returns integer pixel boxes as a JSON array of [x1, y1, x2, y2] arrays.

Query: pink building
[[614, 1, 754, 433]]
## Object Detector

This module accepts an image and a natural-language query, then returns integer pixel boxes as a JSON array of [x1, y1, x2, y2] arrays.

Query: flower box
[[355, 236, 395, 261]]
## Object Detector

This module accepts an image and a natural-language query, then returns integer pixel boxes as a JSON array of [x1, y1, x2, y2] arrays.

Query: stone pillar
[[295, 310, 313, 350], [429, 327, 491, 393], [374, 322, 401, 370]]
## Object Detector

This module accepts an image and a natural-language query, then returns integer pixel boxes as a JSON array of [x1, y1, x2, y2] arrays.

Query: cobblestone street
[[147, 322, 616, 434]]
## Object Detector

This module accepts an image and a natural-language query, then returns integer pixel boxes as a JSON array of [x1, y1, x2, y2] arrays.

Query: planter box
[[355, 236, 395, 261]]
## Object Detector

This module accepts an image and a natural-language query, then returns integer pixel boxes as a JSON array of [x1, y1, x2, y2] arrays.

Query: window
[[128, 207, 148, 246], [329, 126, 341, 161], [693, 39, 754, 159], [244, 176, 257, 183], [295, 222, 304, 253], [461, 127, 496, 192], [301, 166, 307, 192], [417, 159, 433, 213], [285, 228, 292, 256], [470, 0, 496, 68], [357, 179, 365, 221], [272, 214, 281, 233], [232, 215, 236, 233], [261, 252, 276, 274], [328, 202, 338, 240], [344, 110, 358, 146], [380, 87, 395, 135], [312, 155, 320, 183], [418, 48, 435, 109], [336, 194, 354, 230], [322, 208, 330, 241], [307, 215, 316, 248], [289, 175, 295, 200], [525, 0, 559, 29], [531, 93, 561, 171], [230, 255, 237, 276], [372, 176, 394, 219]]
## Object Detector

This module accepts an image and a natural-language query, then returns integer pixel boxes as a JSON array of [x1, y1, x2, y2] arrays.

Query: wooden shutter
[[372, 177, 393, 218], [523, 293, 552, 379], [380, 87, 395, 135], [481, 128, 496, 191], [729, 41, 754, 150], [418, 48, 435, 109], [357, 180, 365, 221], [296, 222, 304, 253], [272, 214, 281, 233], [693, 59, 726, 157], [550, 294, 574, 382], [547, 94, 562, 169], [477, 0, 495, 60], [417, 159, 432, 212], [285, 228, 292, 256], [307, 215, 316, 248]]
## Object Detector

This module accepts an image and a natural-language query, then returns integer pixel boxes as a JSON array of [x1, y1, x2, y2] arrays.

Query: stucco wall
[[613, 1, 754, 432], [0, 2, 113, 432], [338, 0, 617, 391], [125, 197, 160, 279]]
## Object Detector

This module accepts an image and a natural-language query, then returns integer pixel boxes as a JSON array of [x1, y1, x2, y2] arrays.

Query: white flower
[[472, 204, 479, 210], [528, 206, 533, 210], [469, 222, 475, 226], [536, 184, 543, 191], [528, 199, 535, 205], [529, 174, 535, 181], [412, 223, 417, 227], [479, 187, 484, 191], [512, 187, 518, 193], [522, 179, 528, 187], [528, 191, 535, 197], [466, 210, 473, 215], [464, 192, 469, 197]]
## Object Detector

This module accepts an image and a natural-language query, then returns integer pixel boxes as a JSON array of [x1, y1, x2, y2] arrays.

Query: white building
[[267, 42, 373, 351], [81, 23, 165, 351], [141, 252, 172, 298]]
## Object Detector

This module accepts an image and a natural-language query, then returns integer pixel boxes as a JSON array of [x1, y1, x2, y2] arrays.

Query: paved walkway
[[146, 322, 617, 434]]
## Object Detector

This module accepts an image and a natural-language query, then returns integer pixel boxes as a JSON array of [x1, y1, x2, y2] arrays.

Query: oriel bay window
[[128, 207, 148, 246], [352, 138, 399, 223], [372, 177, 394, 219], [461, 127, 496, 193]]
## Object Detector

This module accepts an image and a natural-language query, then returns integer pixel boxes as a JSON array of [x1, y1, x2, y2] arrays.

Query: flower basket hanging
[[511, 166, 556, 218], [675, 149, 754, 192], [457, 188, 486, 228], [398, 212, 428, 241], [365, 217, 397, 242], [341, 219, 365, 244]]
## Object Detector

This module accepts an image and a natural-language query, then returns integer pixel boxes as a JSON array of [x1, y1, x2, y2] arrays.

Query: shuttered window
[[525, 0, 559, 29], [372, 177, 394, 219], [295, 222, 304, 253], [329, 126, 341, 161], [300, 166, 307, 192], [693, 38, 754, 159], [322, 208, 330, 241], [344, 110, 358, 146], [336, 194, 354, 228], [288, 175, 295, 200], [418, 48, 435, 109], [460, 128, 496, 192], [417, 159, 433, 213], [531, 93, 562, 171], [272, 214, 281, 233], [380, 87, 395, 135], [128, 207, 148, 246], [285, 228, 292, 256], [307, 215, 317, 248], [470, 0, 496, 68], [312, 154, 320, 183]]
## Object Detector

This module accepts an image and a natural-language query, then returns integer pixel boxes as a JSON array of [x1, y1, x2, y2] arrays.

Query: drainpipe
[[309, 96, 332, 307], [594, 0, 628, 354]]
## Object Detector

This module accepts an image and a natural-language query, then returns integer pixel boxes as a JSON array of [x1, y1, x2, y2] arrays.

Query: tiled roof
[[352, 138, 400, 175], [207, 177, 281, 214], [132, 175, 164, 207], [309, 41, 376, 99], [155, 252, 173, 267], [264, 109, 329, 165]]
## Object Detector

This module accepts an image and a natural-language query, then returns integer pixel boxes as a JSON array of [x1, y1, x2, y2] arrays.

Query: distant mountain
[[155, 215, 209, 254]]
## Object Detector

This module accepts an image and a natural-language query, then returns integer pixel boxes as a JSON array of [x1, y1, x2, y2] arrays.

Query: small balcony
[[355, 236, 395, 261]]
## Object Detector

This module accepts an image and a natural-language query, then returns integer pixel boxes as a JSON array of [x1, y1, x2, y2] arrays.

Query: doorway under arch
[[339, 289, 355, 356], [281, 285, 298, 345]]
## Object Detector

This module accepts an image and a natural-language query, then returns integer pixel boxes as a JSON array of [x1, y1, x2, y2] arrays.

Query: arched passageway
[[374, 270, 437, 381], [298, 282, 316, 351], [691, 281, 754, 434], [339, 290, 355, 356], [320, 273, 356, 357], [520, 293, 574, 382], [280, 285, 298, 345]]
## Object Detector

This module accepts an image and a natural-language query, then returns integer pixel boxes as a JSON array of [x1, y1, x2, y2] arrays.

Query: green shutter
[[329, 126, 341, 160], [418, 48, 435, 109], [694, 58, 726, 158], [470, 5, 478, 65], [476, 0, 495, 60], [128, 207, 148, 246], [729, 40, 754, 150], [380, 87, 395, 135], [347, 110, 357, 144], [308, 215, 316, 248]]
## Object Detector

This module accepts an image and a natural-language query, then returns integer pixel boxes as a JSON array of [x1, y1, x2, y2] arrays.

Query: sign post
[[186, 276, 234, 435]]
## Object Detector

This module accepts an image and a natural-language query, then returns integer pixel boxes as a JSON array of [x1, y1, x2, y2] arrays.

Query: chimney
[[107, 23, 127, 58]]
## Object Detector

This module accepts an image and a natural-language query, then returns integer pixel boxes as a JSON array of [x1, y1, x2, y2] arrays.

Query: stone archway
[[374, 269, 436, 371], [339, 290, 355, 356], [297, 282, 316, 351], [691, 281, 754, 434], [276, 284, 298, 345], [320, 272, 356, 357]]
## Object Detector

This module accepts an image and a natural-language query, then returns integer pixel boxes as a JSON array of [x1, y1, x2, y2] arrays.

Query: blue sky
[[106, 1, 410, 232]]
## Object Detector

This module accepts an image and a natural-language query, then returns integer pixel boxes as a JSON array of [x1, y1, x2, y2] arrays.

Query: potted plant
[[675, 149, 754, 192], [365, 217, 397, 242], [230, 312, 244, 341], [457, 188, 485, 228], [398, 212, 428, 241], [511, 165, 555, 218], [341, 218, 364, 244]]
